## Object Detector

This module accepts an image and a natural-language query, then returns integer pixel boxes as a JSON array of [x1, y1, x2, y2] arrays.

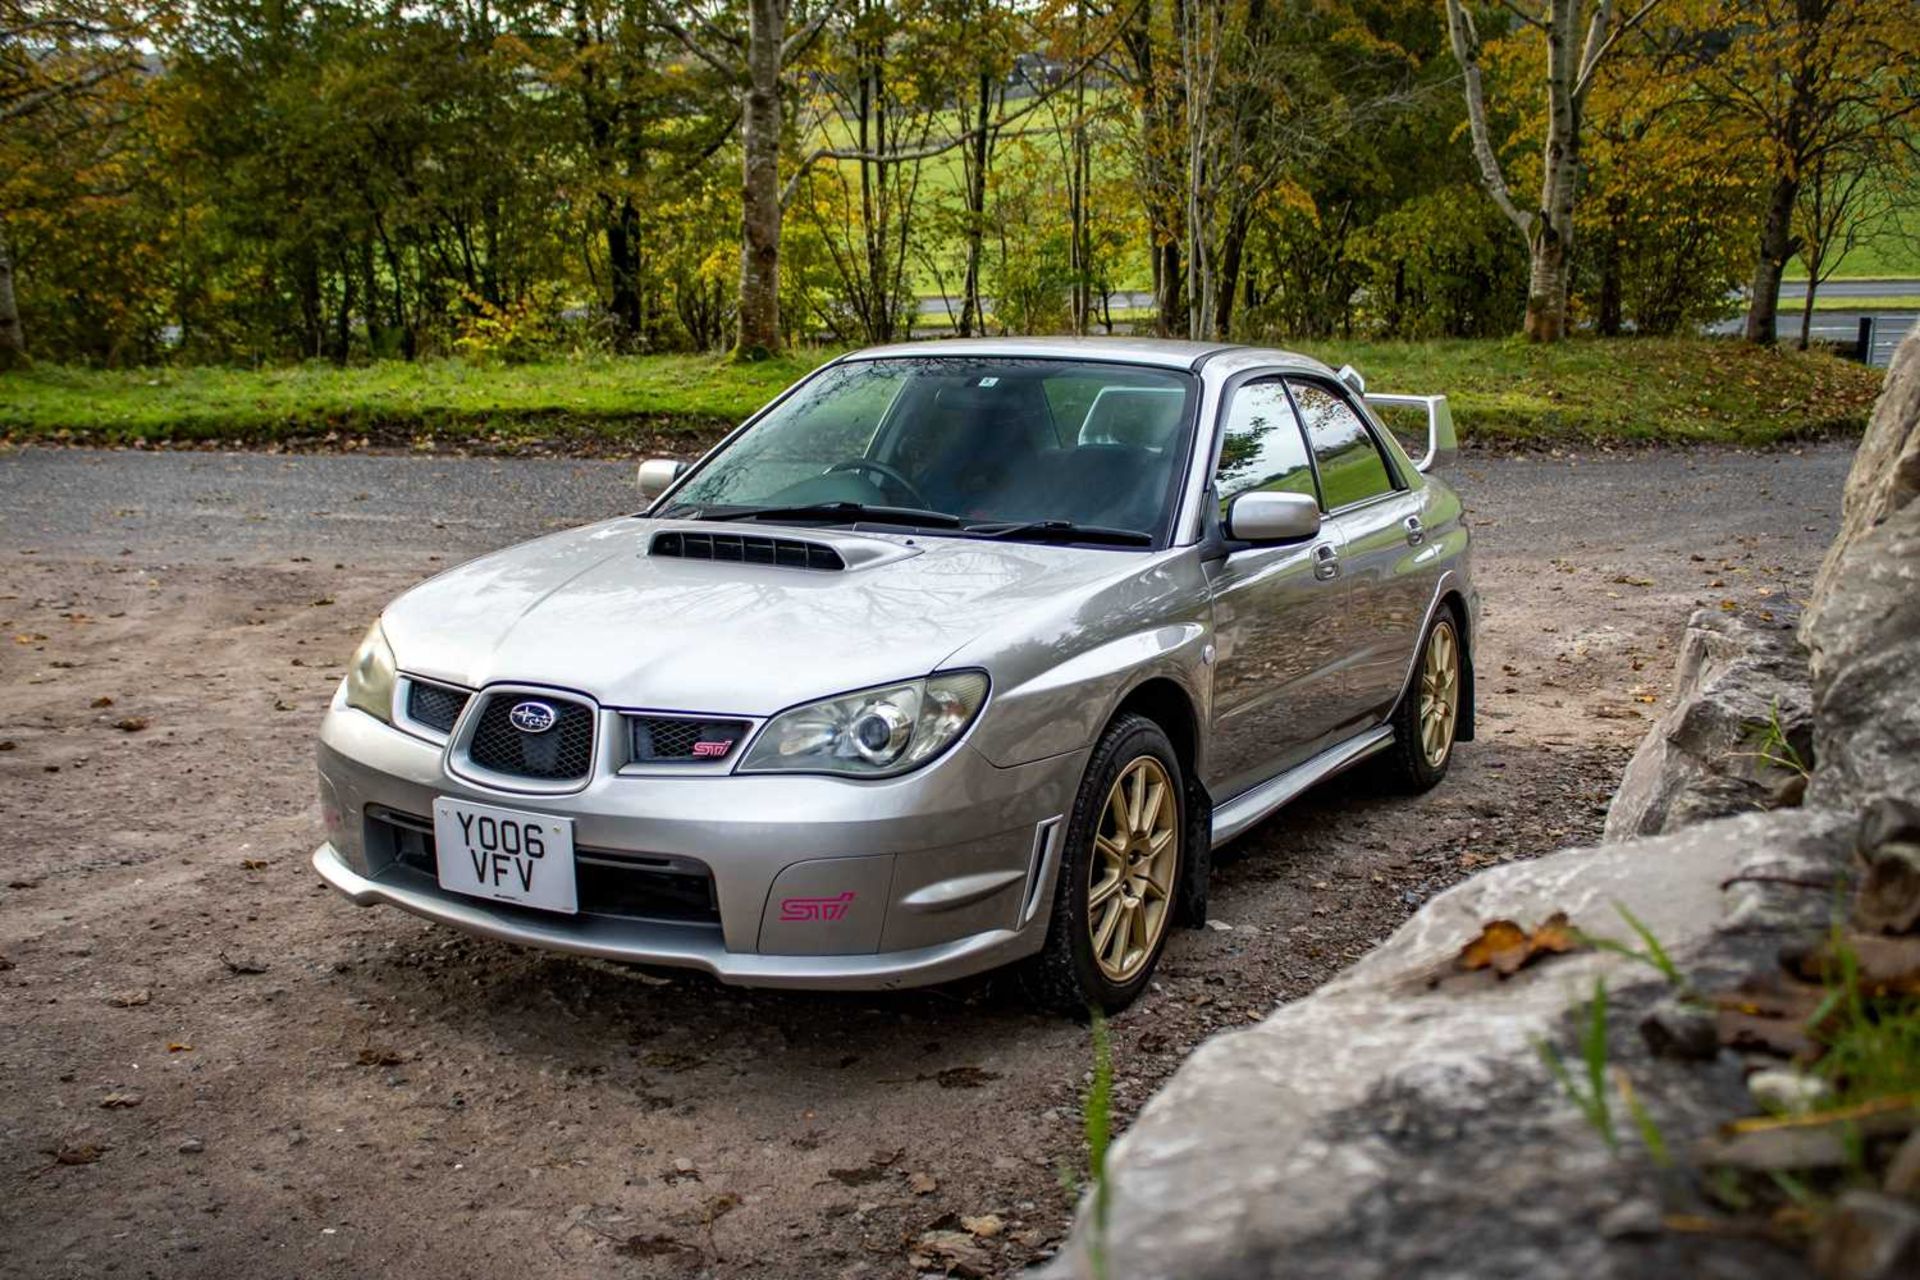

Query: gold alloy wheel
[[1088, 755, 1179, 984], [1419, 618, 1461, 769]]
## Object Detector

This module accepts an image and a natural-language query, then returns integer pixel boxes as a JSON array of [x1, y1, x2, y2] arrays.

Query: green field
[[0, 336, 1887, 453]]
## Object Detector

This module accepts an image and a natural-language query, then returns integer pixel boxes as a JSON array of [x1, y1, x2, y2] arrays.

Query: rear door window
[[1286, 380, 1397, 510]]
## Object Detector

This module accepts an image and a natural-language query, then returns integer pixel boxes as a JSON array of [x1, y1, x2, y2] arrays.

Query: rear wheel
[[1023, 713, 1184, 1016], [1385, 610, 1462, 791]]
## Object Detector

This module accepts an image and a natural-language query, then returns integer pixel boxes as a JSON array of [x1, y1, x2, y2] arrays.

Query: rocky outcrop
[[1805, 328, 1920, 642], [1603, 611, 1811, 842], [1806, 498, 1920, 811], [1048, 811, 1852, 1280]]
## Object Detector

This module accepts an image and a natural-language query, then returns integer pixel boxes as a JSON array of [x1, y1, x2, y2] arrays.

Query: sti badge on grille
[[509, 701, 558, 734]]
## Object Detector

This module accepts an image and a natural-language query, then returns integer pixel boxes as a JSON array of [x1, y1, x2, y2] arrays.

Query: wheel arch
[[1105, 676, 1212, 927], [1388, 575, 1476, 744], [1438, 589, 1476, 743]]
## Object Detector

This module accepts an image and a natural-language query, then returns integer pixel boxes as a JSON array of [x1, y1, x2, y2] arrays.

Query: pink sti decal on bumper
[[778, 892, 857, 923]]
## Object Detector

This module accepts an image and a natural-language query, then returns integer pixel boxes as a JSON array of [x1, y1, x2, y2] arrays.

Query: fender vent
[[650, 530, 845, 571]]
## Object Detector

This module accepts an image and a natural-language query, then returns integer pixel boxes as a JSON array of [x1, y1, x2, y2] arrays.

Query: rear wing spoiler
[[1365, 394, 1456, 473], [1337, 363, 1455, 473]]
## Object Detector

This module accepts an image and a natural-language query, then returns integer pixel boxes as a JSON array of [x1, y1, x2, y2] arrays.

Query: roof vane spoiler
[[1362, 391, 1457, 474]]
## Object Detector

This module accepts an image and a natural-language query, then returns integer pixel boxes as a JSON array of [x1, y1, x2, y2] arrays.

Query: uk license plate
[[432, 798, 577, 914]]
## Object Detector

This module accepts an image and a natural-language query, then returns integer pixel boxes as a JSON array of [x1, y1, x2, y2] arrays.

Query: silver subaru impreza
[[313, 338, 1475, 1013]]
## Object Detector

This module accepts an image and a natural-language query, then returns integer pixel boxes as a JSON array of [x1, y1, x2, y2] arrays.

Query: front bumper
[[314, 694, 1086, 989]]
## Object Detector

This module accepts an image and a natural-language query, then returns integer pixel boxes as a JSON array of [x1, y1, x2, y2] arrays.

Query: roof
[[837, 336, 1335, 378]]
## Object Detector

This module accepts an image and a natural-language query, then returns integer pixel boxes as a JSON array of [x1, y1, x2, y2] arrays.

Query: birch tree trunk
[[735, 0, 786, 358], [1444, 0, 1656, 343]]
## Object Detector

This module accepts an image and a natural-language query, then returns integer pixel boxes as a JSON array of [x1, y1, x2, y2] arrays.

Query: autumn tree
[[1663, 0, 1919, 345], [1442, 0, 1666, 341], [0, 0, 147, 364]]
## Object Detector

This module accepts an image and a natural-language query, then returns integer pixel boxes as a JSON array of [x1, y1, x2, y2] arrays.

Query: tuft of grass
[[1579, 901, 1685, 987], [1538, 977, 1618, 1151], [0, 336, 1887, 451], [1743, 701, 1812, 781], [1809, 932, 1920, 1109], [1084, 1006, 1115, 1280]]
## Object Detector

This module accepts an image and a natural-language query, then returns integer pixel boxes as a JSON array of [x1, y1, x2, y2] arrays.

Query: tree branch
[[780, 8, 833, 66], [657, 16, 740, 81], [1443, 0, 1531, 237], [1574, 0, 1666, 105]]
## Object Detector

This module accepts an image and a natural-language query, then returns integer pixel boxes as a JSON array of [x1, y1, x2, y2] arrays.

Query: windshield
[[663, 357, 1199, 545]]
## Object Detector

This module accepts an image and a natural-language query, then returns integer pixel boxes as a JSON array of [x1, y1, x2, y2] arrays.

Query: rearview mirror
[[637, 458, 687, 501], [1225, 491, 1321, 544]]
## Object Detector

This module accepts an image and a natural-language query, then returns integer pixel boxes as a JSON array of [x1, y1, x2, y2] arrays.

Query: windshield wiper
[[963, 519, 1154, 547], [669, 501, 966, 529]]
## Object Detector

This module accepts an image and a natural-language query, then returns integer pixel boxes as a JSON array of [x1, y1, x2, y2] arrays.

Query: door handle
[[1313, 543, 1340, 580], [1404, 516, 1425, 546]]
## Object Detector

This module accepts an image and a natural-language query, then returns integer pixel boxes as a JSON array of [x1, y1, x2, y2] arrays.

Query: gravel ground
[[0, 441, 1852, 1279]]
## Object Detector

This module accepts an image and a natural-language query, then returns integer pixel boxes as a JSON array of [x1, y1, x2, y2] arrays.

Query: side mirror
[[1336, 364, 1366, 396], [1225, 491, 1321, 544], [637, 458, 687, 501]]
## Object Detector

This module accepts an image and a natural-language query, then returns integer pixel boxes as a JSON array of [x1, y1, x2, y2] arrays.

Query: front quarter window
[[1214, 378, 1318, 514]]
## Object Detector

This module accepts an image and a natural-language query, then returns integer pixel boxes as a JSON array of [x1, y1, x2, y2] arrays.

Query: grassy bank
[[0, 336, 1887, 453]]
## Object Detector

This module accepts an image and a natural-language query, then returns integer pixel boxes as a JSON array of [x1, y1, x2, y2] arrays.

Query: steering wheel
[[826, 458, 933, 511]]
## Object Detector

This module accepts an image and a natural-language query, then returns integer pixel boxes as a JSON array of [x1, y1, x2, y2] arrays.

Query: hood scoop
[[646, 526, 925, 573]]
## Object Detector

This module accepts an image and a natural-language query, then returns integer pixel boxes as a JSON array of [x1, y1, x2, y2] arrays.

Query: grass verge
[[0, 336, 1888, 454]]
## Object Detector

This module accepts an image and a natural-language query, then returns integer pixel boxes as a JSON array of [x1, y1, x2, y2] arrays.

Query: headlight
[[344, 620, 398, 723], [739, 671, 990, 777]]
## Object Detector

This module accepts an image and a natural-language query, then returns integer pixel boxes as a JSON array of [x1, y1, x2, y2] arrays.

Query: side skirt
[[1208, 725, 1394, 849]]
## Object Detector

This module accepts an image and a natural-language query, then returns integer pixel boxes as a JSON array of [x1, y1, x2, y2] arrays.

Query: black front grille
[[629, 715, 752, 763], [406, 681, 470, 734], [366, 810, 719, 926], [651, 530, 844, 571], [467, 694, 595, 782]]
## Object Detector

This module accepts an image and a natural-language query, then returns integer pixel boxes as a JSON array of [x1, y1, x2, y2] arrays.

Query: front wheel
[[1022, 713, 1185, 1016], [1385, 610, 1463, 791]]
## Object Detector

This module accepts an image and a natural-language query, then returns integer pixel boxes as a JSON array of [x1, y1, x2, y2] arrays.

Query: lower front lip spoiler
[[311, 843, 1036, 991]]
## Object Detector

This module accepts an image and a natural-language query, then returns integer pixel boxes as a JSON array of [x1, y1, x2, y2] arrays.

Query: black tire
[[1022, 713, 1185, 1017], [1384, 607, 1464, 792]]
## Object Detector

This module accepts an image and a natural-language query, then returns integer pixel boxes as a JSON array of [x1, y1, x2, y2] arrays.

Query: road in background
[[918, 279, 1918, 367]]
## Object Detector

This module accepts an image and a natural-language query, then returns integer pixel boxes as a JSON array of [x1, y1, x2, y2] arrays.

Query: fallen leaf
[[908, 1171, 938, 1195], [99, 1091, 142, 1109], [240, 858, 268, 871], [44, 1142, 107, 1166], [166, 1042, 191, 1053], [916, 1229, 994, 1278], [1455, 912, 1582, 978], [90, 696, 113, 708], [106, 989, 150, 1008], [112, 717, 149, 733], [1784, 933, 1920, 998], [356, 1047, 403, 1067], [962, 1213, 1005, 1238], [703, 1192, 740, 1225]]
